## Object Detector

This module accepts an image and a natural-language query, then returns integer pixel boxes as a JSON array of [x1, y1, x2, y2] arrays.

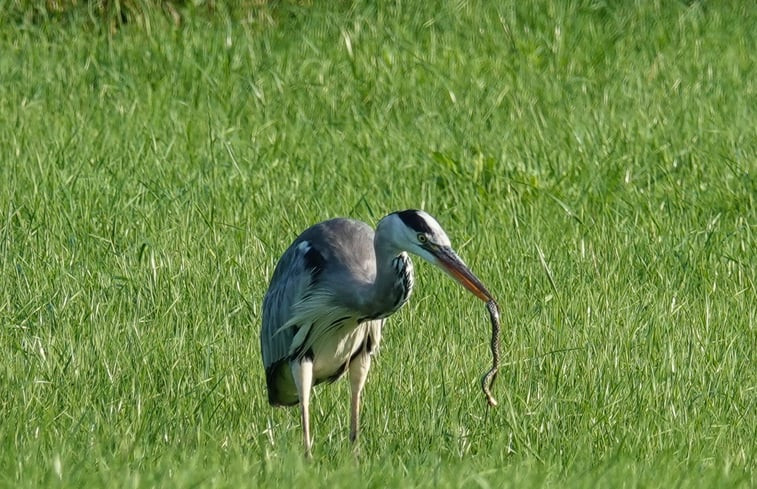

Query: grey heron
[[260, 209, 494, 456]]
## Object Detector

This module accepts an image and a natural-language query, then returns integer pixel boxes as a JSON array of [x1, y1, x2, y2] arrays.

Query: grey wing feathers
[[260, 240, 314, 372]]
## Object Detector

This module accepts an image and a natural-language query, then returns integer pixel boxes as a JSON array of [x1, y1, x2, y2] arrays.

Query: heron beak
[[431, 246, 494, 303]]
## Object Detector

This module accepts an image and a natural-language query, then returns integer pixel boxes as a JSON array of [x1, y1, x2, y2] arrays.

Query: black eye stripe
[[396, 209, 434, 234]]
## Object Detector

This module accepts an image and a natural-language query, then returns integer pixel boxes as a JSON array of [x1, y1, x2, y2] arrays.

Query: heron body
[[260, 210, 493, 457]]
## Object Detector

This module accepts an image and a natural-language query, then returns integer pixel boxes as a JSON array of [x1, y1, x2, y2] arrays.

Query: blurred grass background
[[0, 0, 754, 487]]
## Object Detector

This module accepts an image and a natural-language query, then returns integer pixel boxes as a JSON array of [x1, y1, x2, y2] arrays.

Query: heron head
[[378, 210, 494, 302]]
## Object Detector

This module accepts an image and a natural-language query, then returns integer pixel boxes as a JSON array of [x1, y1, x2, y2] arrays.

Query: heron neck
[[366, 238, 413, 319]]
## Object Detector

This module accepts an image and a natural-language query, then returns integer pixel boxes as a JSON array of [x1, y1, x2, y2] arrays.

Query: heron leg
[[348, 351, 371, 445], [291, 358, 314, 458]]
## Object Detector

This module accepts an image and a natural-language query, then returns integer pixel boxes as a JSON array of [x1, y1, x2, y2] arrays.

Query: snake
[[481, 299, 501, 407]]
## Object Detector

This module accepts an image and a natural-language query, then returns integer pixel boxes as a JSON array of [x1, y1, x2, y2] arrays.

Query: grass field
[[1, 1, 754, 487]]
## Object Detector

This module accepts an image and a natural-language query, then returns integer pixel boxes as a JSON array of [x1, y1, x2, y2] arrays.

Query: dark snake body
[[481, 299, 501, 406]]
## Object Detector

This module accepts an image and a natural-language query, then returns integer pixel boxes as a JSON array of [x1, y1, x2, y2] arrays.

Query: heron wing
[[260, 240, 317, 372]]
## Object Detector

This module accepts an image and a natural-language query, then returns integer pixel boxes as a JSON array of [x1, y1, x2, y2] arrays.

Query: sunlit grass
[[0, 1, 754, 487]]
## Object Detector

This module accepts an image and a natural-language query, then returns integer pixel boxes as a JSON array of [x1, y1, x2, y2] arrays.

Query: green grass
[[1, 0, 754, 487]]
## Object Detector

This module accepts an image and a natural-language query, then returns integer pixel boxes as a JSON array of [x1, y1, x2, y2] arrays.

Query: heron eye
[[417, 233, 428, 244]]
